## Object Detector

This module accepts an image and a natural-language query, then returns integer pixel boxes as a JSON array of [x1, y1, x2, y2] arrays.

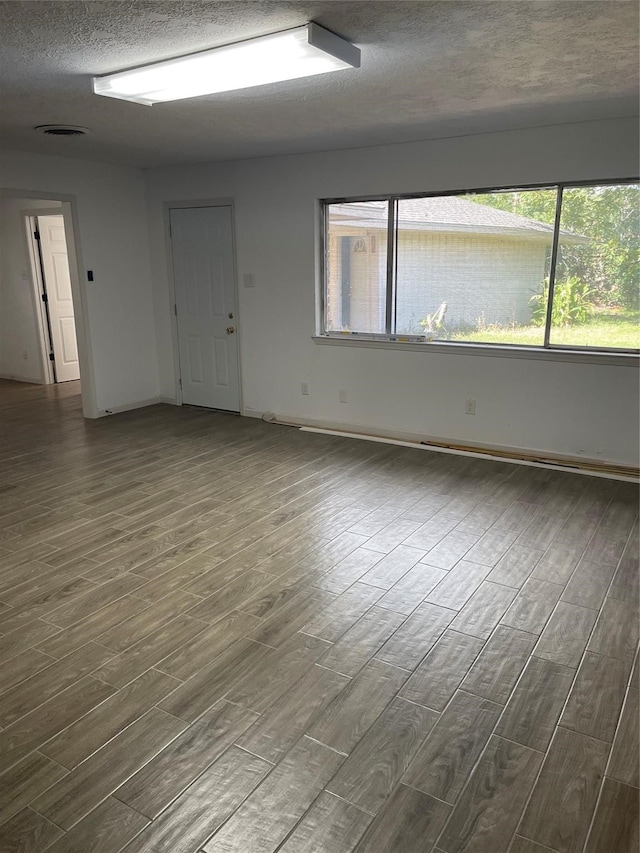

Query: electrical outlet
[[301, 382, 309, 396], [465, 398, 476, 415], [339, 389, 348, 404], [242, 273, 255, 288]]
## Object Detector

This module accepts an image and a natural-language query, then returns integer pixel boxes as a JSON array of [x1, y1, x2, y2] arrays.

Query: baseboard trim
[[96, 397, 164, 417], [0, 373, 44, 385], [242, 407, 265, 419], [260, 412, 638, 481]]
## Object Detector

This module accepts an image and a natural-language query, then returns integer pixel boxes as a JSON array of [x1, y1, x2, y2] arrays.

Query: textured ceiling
[[0, 1, 637, 168]]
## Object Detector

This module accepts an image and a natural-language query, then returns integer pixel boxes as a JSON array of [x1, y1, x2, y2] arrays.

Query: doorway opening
[[0, 193, 86, 406]]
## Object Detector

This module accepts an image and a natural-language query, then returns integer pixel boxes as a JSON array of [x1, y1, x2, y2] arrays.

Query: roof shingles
[[330, 196, 585, 243]]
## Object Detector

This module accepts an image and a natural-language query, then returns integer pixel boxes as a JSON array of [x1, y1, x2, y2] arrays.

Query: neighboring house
[[326, 196, 583, 334]]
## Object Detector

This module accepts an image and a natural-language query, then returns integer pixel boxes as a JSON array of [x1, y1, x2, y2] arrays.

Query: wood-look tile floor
[[0, 378, 638, 853]]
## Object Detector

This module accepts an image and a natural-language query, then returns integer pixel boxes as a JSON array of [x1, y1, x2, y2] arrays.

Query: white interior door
[[37, 215, 80, 382], [170, 206, 240, 411]]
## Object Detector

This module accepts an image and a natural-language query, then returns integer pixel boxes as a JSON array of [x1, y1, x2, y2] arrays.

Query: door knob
[[226, 326, 235, 335]]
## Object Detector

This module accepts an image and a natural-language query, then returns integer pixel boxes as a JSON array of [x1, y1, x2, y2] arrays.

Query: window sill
[[313, 335, 639, 367]]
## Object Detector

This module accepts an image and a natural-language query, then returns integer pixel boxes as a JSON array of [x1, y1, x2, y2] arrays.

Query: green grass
[[448, 309, 640, 350]]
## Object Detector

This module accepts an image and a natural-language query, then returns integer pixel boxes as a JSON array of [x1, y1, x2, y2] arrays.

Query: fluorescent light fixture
[[93, 23, 360, 105]]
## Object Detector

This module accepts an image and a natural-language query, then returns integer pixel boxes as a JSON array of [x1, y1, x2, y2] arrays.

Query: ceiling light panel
[[93, 23, 360, 106]]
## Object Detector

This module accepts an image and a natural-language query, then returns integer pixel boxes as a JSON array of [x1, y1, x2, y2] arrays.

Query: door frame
[[26, 211, 82, 385], [24, 209, 61, 384], [163, 198, 243, 413], [1, 187, 98, 418]]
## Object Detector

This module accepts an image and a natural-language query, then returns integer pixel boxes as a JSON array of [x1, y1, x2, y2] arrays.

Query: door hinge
[[41, 293, 48, 304], [178, 377, 182, 388], [34, 229, 40, 241], [174, 304, 177, 316], [49, 352, 55, 361]]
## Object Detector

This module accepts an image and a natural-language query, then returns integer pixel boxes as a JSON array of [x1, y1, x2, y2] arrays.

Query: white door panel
[[37, 215, 80, 383], [59, 317, 79, 363], [171, 206, 240, 411]]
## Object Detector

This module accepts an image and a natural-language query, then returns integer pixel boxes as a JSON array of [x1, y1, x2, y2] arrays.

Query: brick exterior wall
[[326, 225, 549, 335]]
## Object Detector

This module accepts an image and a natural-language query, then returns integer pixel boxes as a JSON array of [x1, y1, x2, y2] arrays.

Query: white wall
[[145, 116, 639, 468], [0, 197, 61, 382], [0, 150, 159, 413]]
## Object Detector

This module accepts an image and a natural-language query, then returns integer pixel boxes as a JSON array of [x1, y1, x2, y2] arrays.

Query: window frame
[[318, 177, 640, 359]]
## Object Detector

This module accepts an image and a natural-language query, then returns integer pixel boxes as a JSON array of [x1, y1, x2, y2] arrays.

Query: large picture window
[[322, 180, 639, 353]]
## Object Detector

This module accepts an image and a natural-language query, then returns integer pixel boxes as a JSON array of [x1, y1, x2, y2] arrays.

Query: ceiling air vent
[[34, 125, 90, 137]]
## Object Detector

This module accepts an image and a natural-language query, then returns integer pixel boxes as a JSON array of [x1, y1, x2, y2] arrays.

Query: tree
[[473, 184, 639, 310]]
